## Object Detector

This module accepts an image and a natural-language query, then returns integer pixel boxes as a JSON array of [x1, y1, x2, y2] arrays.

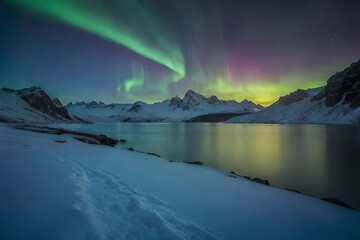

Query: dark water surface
[[57, 122, 360, 209]]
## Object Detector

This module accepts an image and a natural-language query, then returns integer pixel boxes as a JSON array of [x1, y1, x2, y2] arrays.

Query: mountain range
[[228, 59, 360, 124], [1, 59, 359, 124], [66, 90, 263, 122]]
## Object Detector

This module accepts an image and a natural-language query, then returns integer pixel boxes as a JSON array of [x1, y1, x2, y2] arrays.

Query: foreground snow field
[[0, 124, 359, 240]]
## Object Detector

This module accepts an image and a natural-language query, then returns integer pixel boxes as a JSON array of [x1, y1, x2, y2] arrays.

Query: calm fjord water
[[58, 122, 360, 209]]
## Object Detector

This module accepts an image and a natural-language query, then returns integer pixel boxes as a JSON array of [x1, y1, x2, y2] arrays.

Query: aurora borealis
[[1, 0, 359, 105]]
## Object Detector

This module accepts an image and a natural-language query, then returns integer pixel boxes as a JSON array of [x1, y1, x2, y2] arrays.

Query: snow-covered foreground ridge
[[0, 124, 359, 240], [66, 90, 263, 122], [228, 59, 360, 124]]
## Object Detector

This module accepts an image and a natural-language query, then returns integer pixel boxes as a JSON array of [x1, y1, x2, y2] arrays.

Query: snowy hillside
[[1, 124, 359, 239], [66, 90, 263, 122], [228, 60, 360, 124], [0, 87, 82, 123]]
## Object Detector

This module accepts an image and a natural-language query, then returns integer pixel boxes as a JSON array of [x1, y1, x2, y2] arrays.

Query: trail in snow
[[59, 155, 218, 240]]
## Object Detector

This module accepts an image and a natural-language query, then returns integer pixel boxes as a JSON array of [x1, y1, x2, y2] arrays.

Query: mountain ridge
[[227, 59, 360, 124], [66, 89, 263, 122], [0, 86, 84, 123]]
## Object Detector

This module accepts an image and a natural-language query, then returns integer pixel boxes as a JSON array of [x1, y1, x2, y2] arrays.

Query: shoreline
[[14, 123, 357, 211], [1, 123, 359, 239]]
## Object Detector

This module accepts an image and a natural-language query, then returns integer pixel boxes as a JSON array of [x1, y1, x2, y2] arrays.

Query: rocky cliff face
[[312, 59, 360, 108], [175, 90, 208, 110], [0, 86, 80, 123], [228, 59, 360, 124], [16, 87, 73, 120], [278, 89, 309, 106]]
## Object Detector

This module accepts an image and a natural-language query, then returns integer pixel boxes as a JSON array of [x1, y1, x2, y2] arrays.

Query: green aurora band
[[124, 61, 145, 93], [5, 0, 341, 105], [7, 0, 186, 89]]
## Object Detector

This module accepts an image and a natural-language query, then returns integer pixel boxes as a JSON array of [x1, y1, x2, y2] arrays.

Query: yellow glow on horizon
[[204, 76, 326, 106]]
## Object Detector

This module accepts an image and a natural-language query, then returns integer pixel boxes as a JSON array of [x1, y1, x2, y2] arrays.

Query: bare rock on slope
[[312, 59, 360, 108], [278, 89, 309, 106], [16, 87, 73, 120]]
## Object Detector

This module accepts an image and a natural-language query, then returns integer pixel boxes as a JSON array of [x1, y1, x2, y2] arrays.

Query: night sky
[[1, 0, 359, 105]]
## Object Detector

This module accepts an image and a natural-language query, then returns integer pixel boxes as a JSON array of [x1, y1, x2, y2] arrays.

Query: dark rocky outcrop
[[285, 188, 301, 194], [147, 152, 161, 157], [0, 117, 12, 123], [321, 198, 354, 210], [207, 95, 220, 105], [180, 90, 207, 110], [1, 87, 16, 93], [125, 147, 161, 158], [184, 161, 204, 165], [66, 101, 106, 108], [72, 115, 91, 123], [167, 90, 262, 112], [73, 137, 99, 145], [311, 59, 360, 108], [169, 96, 182, 106], [15, 87, 73, 120], [228, 171, 252, 180], [344, 92, 360, 108], [95, 134, 118, 146], [186, 113, 250, 122], [128, 102, 144, 112], [251, 178, 270, 186], [17, 125, 118, 146], [240, 99, 264, 110], [278, 89, 309, 106]]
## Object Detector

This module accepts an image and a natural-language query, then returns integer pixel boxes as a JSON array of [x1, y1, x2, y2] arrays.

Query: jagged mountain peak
[[184, 90, 206, 100], [67, 100, 107, 108], [240, 99, 264, 109], [52, 98, 63, 108], [240, 99, 254, 105], [311, 58, 360, 108], [0, 86, 79, 123], [169, 96, 182, 106], [180, 90, 208, 110], [241, 99, 251, 103], [15, 87, 73, 120], [207, 95, 220, 104], [87, 101, 106, 107], [277, 89, 309, 106]]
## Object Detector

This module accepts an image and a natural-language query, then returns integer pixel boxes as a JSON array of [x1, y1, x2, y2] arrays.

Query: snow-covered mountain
[[0, 87, 83, 123], [66, 90, 263, 122], [228, 59, 360, 124]]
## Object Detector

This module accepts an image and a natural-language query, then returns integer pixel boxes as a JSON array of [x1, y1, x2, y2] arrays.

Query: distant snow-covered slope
[[66, 90, 263, 122], [0, 87, 81, 123], [228, 59, 360, 124]]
